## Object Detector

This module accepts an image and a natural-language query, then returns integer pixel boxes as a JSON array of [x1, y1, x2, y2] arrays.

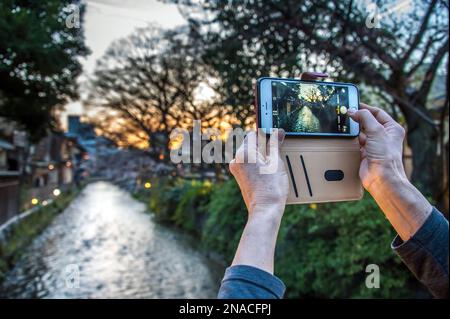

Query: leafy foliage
[[277, 199, 425, 298], [201, 179, 247, 260], [146, 178, 212, 234], [174, 0, 449, 204], [147, 177, 180, 222], [141, 177, 428, 298], [0, 0, 89, 140]]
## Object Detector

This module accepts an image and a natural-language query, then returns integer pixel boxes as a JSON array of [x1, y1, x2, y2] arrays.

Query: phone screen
[[271, 81, 352, 134]]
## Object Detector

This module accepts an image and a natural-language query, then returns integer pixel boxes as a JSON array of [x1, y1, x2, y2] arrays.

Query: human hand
[[348, 103, 408, 192], [229, 129, 288, 273], [348, 103, 431, 240], [229, 71, 325, 218], [229, 129, 288, 220]]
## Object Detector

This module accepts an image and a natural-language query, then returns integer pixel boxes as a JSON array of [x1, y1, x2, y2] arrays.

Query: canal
[[0, 181, 223, 298]]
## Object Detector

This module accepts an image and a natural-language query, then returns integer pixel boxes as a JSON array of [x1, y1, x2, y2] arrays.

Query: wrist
[[248, 202, 285, 222], [232, 203, 283, 275], [366, 159, 408, 196], [366, 163, 432, 240], [246, 203, 285, 235]]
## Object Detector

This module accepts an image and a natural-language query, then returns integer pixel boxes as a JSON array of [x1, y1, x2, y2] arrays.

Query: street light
[[144, 182, 152, 189], [31, 198, 39, 205], [53, 188, 61, 196]]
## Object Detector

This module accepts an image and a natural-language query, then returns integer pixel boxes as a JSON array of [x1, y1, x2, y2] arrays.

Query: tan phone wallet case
[[281, 137, 363, 204]]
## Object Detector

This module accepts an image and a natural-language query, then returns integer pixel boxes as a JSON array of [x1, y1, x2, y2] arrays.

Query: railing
[[0, 171, 20, 227]]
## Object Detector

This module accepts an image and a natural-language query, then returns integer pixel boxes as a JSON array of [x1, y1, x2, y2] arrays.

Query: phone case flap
[[280, 137, 363, 204]]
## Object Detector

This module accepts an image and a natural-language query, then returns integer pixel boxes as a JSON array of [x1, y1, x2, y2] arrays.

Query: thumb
[[267, 128, 285, 160], [349, 109, 383, 136]]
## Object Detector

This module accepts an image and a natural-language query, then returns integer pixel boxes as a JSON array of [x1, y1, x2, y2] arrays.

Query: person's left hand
[[229, 129, 288, 220]]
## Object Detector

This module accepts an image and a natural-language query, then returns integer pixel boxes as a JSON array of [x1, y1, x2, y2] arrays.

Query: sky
[[61, 0, 186, 129]]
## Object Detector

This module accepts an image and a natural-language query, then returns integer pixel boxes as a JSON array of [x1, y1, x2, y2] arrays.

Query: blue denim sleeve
[[217, 265, 286, 299], [392, 207, 449, 298]]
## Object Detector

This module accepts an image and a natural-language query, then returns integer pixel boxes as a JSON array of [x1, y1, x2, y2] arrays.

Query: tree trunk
[[405, 111, 444, 209]]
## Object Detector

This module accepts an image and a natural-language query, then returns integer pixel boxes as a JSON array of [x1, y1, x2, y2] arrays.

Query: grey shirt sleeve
[[392, 207, 449, 299], [217, 265, 286, 299]]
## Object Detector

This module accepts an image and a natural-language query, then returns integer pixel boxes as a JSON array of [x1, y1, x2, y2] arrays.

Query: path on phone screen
[[0, 181, 223, 298]]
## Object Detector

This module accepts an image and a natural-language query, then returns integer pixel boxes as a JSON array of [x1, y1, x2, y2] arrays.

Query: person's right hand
[[349, 103, 433, 241], [348, 103, 408, 192]]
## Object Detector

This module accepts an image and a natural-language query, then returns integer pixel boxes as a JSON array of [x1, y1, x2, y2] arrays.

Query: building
[[28, 132, 87, 202], [66, 115, 118, 176], [0, 114, 89, 229], [0, 137, 20, 227]]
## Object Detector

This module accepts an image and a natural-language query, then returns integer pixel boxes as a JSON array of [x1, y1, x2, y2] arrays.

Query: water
[[0, 182, 223, 298]]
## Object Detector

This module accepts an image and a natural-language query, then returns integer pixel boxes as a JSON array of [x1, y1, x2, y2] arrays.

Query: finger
[[267, 128, 285, 161], [257, 128, 269, 158], [234, 132, 252, 163], [349, 109, 384, 136], [360, 147, 367, 160], [359, 103, 394, 126], [235, 131, 258, 163], [229, 163, 251, 208], [358, 131, 367, 147], [228, 158, 237, 175]]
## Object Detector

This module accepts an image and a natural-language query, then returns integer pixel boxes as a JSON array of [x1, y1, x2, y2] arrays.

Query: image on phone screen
[[271, 81, 351, 134]]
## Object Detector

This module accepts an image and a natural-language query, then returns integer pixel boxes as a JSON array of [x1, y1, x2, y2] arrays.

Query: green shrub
[[276, 197, 425, 298], [147, 178, 179, 222], [201, 179, 247, 261], [148, 178, 214, 235], [143, 177, 428, 298], [172, 179, 213, 234]]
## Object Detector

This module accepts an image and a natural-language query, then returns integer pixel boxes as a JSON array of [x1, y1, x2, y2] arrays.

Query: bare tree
[[87, 26, 228, 157]]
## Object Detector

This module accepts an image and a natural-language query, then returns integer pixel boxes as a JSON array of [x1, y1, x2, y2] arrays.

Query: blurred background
[[0, 0, 448, 298]]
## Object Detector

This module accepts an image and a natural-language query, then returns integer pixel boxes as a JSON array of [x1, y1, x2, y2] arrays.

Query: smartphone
[[257, 77, 360, 137]]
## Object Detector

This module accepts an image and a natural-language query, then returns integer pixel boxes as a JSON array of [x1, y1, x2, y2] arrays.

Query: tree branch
[[414, 38, 449, 103], [400, 0, 439, 67], [407, 32, 447, 77]]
